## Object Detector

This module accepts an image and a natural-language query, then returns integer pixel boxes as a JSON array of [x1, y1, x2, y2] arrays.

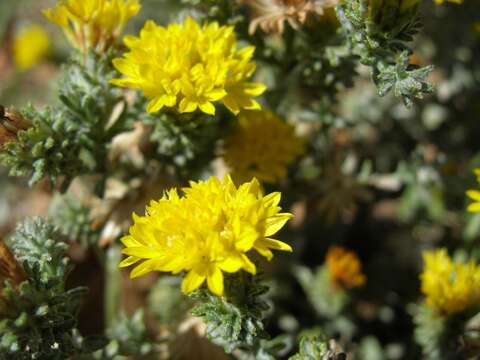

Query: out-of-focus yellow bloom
[[325, 246, 366, 289], [13, 25, 50, 71], [466, 168, 480, 212], [119, 175, 293, 296], [111, 17, 266, 116], [223, 110, 304, 184], [421, 249, 480, 315], [43, 0, 140, 53], [434, 0, 462, 4]]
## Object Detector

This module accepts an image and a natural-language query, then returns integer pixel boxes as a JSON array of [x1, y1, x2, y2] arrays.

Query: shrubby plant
[[0, 0, 479, 359]]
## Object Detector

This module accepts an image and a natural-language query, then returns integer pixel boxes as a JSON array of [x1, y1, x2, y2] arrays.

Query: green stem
[[104, 244, 122, 329]]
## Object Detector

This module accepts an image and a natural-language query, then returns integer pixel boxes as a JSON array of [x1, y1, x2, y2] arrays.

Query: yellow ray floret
[[43, 0, 140, 53], [420, 248, 480, 315], [223, 110, 304, 184], [325, 246, 366, 289], [119, 175, 293, 296], [111, 17, 267, 116]]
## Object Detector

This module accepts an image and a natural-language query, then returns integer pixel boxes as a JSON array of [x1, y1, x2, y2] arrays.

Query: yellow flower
[[466, 168, 480, 212], [43, 0, 140, 53], [13, 25, 50, 71], [119, 175, 293, 296], [325, 246, 366, 289], [434, 0, 462, 4], [223, 110, 304, 184], [420, 249, 480, 315], [111, 17, 266, 116]]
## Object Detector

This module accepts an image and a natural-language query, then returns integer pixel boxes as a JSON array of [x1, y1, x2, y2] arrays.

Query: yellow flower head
[[325, 246, 366, 289], [111, 17, 267, 116], [13, 24, 50, 71], [420, 249, 480, 315], [43, 0, 140, 53], [120, 175, 293, 296], [466, 168, 480, 212], [223, 110, 304, 184]]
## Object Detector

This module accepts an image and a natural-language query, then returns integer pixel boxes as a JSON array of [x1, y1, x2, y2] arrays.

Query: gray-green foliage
[[142, 110, 227, 177], [49, 194, 99, 247], [0, 51, 130, 190], [0, 105, 89, 187], [413, 304, 466, 360], [289, 335, 346, 360], [337, 0, 434, 106], [94, 310, 157, 360], [0, 217, 106, 359], [148, 276, 191, 326], [295, 266, 348, 319], [190, 273, 270, 355], [180, 0, 245, 25]]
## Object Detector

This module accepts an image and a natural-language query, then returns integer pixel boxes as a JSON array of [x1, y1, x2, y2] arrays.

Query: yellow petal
[[207, 88, 227, 101], [263, 192, 281, 208], [254, 242, 273, 261], [264, 213, 292, 237], [263, 238, 293, 252], [467, 202, 480, 213], [181, 270, 206, 294], [467, 190, 480, 201], [119, 255, 139, 268], [241, 254, 257, 275], [179, 98, 197, 113], [207, 267, 224, 296], [222, 95, 240, 115], [199, 101, 216, 115], [243, 82, 267, 96], [130, 258, 158, 278], [219, 256, 243, 273], [146, 97, 165, 113], [122, 246, 162, 258]]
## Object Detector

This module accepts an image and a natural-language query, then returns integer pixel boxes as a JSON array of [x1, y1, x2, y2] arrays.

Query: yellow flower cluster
[[421, 249, 480, 315], [13, 25, 50, 71], [223, 111, 304, 184], [325, 246, 366, 289], [120, 175, 293, 296], [111, 17, 266, 116], [466, 168, 480, 212], [44, 0, 140, 53]]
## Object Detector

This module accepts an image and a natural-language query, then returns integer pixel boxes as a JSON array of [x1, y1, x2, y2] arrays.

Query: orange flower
[[326, 246, 366, 289]]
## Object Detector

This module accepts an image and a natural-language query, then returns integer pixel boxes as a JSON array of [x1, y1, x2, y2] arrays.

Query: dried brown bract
[[0, 106, 32, 146], [240, 0, 338, 34], [0, 242, 27, 317]]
